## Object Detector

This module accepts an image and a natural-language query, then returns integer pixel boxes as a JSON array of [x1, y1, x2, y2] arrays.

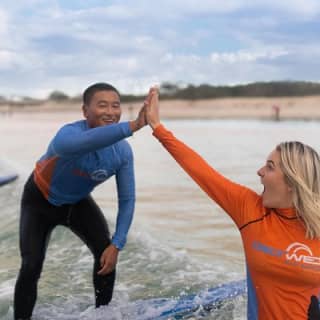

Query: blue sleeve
[[111, 145, 135, 250], [51, 122, 132, 157]]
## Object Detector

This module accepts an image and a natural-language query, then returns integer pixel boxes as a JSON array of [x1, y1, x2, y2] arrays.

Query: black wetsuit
[[14, 174, 115, 319]]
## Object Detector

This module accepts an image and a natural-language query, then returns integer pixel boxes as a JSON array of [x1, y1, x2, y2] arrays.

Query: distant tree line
[[46, 81, 320, 103], [120, 81, 320, 101], [2, 81, 320, 105], [157, 81, 320, 100]]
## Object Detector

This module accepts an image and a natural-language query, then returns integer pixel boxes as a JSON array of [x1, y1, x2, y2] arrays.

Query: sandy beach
[[1, 95, 320, 120]]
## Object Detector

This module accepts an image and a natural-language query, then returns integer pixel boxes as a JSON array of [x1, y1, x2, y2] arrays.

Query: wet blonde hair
[[277, 141, 320, 239]]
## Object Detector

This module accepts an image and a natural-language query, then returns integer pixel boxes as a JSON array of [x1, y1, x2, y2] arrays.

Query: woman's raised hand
[[129, 87, 154, 132], [145, 86, 161, 130]]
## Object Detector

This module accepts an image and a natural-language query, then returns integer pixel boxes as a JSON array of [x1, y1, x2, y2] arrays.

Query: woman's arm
[[146, 88, 260, 227]]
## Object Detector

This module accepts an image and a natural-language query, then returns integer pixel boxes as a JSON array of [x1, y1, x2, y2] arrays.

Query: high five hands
[[142, 86, 160, 130], [129, 86, 160, 132]]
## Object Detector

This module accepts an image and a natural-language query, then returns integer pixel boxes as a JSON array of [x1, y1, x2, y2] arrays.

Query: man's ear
[[82, 104, 88, 118]]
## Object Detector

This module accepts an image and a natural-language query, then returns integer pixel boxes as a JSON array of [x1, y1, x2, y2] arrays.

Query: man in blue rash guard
[[13, 83, 149, 320]]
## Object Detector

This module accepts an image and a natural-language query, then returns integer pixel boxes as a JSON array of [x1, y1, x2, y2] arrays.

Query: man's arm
[[52, 96, 149, 157], [98, 144, 135, 275], [52, 122, 133, 157], [112, 148, 135, 250]]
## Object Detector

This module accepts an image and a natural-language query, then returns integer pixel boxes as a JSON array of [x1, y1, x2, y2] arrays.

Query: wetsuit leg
[[68, 196, 115, 307], [14, 176, 57, 320]]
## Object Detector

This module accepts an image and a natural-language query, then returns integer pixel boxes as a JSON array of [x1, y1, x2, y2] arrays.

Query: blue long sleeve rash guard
[[34, 120, 135, 250]]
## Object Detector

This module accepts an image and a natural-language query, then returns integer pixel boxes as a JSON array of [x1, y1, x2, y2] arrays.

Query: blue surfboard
[[133, 279, 246, 320], [0, 174, 18, 187]]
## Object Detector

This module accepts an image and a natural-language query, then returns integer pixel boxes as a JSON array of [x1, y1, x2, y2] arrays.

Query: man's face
[[83, 90, 121, 128]]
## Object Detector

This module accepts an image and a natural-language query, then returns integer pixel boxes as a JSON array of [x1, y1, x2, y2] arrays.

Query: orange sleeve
[[153, 124, 262, 228]]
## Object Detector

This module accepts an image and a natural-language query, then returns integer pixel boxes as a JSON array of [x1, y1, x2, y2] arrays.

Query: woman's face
[[83, 90, 121, 128], [257, 149, 293, 208]]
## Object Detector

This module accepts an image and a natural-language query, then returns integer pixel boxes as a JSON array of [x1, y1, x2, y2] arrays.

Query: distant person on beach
[[14, 83, 149, 320], [145, 87, 320, 320]]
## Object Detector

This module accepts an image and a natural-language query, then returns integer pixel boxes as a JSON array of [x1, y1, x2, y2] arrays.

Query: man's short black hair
[[83, 83, 120, 105]]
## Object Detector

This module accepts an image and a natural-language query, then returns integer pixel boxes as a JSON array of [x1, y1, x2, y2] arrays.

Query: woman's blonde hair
[[277, 141, 320, 239]]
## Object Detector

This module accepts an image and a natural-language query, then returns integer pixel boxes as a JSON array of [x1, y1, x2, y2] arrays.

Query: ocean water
[[1, 111, 320, 319]]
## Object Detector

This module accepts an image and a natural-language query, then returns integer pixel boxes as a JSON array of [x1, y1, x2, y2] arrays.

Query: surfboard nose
[[0, 174, 18, 187]]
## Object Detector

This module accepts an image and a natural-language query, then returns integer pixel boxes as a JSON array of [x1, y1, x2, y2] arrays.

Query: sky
[[0, 0, 320, 98]]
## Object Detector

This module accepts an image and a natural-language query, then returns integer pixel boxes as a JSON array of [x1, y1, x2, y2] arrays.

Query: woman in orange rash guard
[[145, 88, 320, 320]]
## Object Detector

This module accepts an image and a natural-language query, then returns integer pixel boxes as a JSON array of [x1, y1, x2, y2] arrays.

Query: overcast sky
[[1, 0, 320, 98]]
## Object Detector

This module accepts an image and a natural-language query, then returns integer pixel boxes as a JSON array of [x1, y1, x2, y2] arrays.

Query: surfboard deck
[[0, 174, 18, 187], [133, 279, 246, 320]]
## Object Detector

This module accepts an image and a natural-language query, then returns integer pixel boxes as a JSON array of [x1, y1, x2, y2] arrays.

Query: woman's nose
[[257, 167, 264, 177]]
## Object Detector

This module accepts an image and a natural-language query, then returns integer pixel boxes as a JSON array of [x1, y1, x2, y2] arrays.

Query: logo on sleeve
[[91, 169, 109, 181]]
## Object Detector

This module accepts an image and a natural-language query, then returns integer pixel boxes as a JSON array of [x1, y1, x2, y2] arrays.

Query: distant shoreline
[[1, 95, 320, 121]]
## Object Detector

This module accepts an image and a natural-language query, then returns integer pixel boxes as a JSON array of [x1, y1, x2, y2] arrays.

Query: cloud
[[210, 48, 289, 64], [0, 8, 8, 35], [0, 1, 319, 98], [256, 0, 320, 19]]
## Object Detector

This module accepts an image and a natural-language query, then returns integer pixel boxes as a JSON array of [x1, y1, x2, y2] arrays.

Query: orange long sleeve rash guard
[[153, 124, 320, 320]]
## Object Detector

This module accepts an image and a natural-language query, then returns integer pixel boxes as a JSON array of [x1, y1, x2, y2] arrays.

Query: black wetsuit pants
[[14, 174, 115, 319]]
